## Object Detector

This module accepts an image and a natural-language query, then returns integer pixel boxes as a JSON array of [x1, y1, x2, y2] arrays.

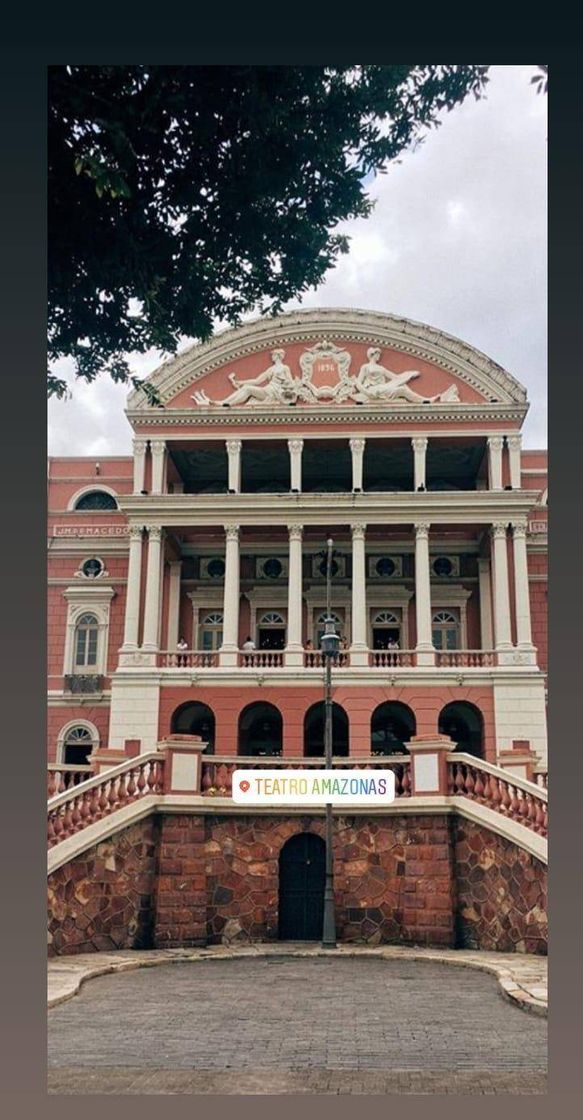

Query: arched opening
[[74, 613, 99, 669], [303, 701, 349, 757], [257, 611, 286, 651], [171, 701, 216, 754], [278, 833, 325, 940], [60, 725, 96, 766], [371, 610, 401, 651], [371, 702, 416, 755], [438, 701, 484, 758], [238, 701, 282, 756], [74, 489, 118, 510]]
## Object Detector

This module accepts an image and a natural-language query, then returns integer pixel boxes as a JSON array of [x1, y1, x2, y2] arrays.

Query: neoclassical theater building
[[47, 308, 548, 776]]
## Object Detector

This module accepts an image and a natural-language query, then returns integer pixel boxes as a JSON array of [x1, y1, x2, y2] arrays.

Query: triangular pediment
[[126, 308, 527, 414]]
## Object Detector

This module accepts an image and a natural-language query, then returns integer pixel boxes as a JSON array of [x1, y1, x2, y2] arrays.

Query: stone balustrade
[[47, 765, 93, 797], [369, 650, 415, 668], [200, 754, 412, 798], [436, 650, 497, 668], [151, 648, 500, 671], [238, 651, 284, 668], [47, 753, 164, 848], [158, 650, 219, 668], [447, 754, 548, 838]]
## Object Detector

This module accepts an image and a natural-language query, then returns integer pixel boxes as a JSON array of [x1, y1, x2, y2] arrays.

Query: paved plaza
[[48, 954, 547, 1094]]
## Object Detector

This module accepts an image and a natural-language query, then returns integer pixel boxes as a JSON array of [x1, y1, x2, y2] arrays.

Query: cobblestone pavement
[[48, 957, 546, 1094]]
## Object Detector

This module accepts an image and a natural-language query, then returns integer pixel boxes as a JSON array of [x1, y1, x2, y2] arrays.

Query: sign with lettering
[[53, 525, 129, 537]]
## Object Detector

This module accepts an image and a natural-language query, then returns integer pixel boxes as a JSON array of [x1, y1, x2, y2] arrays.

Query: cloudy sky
[[48, 64, 547, 456]]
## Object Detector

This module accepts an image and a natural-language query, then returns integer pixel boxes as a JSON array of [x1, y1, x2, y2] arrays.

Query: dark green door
[[278, 833, 325, 940]]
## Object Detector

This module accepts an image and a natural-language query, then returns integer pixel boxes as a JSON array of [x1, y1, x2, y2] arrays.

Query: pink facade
[[47, 309, 548, 772]]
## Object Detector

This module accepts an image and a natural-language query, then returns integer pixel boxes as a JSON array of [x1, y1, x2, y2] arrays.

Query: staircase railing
[[447, 753, 548, 838], [47, 752, 164, 848]]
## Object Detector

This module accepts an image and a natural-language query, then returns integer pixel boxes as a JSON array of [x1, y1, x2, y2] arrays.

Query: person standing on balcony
[[242, 635, 256, 665], [176, 637, 188, 667]]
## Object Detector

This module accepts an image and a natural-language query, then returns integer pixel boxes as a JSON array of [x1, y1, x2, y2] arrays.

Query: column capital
[[287, 438, 304, 453], [224, 523, 240, 541], [414, 521, 430, 538], [351, 522, 367, 538], [349, 438, 366, 453], [511, 519, 528, 538], [287, 524, 303, 540], [128, 524, 144, 542], [412, 436, 428, 452], [487, 435, 504, 450], [133, 438, 148, 456], [506, 433, 522, 450], [146, 524, 164, 542], [226, 439, 242, 454], [491, 522, 508, 539], [150, 439, 166, 456]]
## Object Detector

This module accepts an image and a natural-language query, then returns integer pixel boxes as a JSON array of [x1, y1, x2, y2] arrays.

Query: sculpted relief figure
[[352, 348, 460, 405], [193, 350, 301, 407]]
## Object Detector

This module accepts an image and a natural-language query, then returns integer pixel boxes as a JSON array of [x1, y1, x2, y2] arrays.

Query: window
[[74, 490, 118, 511], [74, 613, 99, 668], [432, 610, 460, 650], [81, 557, 104, 579], [206, 558, 225, 579], [62, 726, 94, 766], [258, 611, 286, 650], [200, 611, 223, 651]]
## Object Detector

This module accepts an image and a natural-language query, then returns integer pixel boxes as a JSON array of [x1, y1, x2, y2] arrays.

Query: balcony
[[154, 648, 499, 671], [200, 754, 413, 798]]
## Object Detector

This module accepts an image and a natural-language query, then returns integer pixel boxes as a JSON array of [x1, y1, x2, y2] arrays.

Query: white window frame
[[62, 586, 115, 677], [56, 719, 100, 765], [67, 485, 119, 511]]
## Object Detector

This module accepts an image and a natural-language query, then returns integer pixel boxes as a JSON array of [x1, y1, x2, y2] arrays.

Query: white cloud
[[48, 64, 547, 453]]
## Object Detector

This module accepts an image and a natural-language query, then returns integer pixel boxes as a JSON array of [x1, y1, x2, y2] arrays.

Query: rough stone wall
[[48, 816, 160, 956], [48, 811, 548, 956], [454, 819, 547, 954], [153, 813, 456, 949]]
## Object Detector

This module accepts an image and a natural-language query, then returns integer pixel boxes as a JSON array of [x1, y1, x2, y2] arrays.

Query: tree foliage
[[48, 65, 490, 398]]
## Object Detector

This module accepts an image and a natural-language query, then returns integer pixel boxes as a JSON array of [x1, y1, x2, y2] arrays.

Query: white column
[[121, 525, 144, 650], [349, 438, 365, 491], [167, 561, 182, 651], [511, 520, 535, 652], [133, 439, 148, 494], [491, 522, 513, 652], [151, 440, 167, 495], [286, 525, 304, 665], [506, 434, 522, 490], [220, 524, 240, 665], [288, 439, 304, 492], [226, 439, 242, 493], [412, 437, 428, 490], [414, 522, 435, 665], [487, 436, 504, 491], [141, 525, 164, 651], [350, 522, 368, 665], [477, 558, 494, 651]]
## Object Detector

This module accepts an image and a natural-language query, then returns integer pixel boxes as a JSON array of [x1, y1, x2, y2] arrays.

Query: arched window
[[74, 490, 118, 511], [371, 609, 401, 650], [438, 701, 484, 759], [303, 701, 349, 758], [371, 702, 416, 755], [74, 613, 99, 668], [171, 701, 216, 753], [238, 702, 283, 757], [58, 723, 98, 766], [431, 609, 460, 651], [258, 611, 286, 650], [200, 611, 223, 651]]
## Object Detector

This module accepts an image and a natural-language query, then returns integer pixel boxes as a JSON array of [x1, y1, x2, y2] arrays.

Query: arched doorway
[[171, 701, 216, 754], [279, 833, 325, 940], [303, 701, 349, 757], [238, 702, 283, 756], [371, 702, 416, 755], [438, 701, 484, 758]]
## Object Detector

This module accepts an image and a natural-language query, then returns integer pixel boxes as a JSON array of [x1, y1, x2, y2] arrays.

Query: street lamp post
[[320, 536, 340, 948]]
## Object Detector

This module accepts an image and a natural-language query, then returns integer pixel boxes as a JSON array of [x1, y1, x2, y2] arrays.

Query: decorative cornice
[[126, 308, 528, 414]]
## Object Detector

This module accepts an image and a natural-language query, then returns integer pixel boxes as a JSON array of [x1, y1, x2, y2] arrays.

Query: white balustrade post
[[167, 561, 182, 652], [226, 439, 242, 493], [219, 524, 240, 666], [141, 525, 164, 652], [133, 439, 148, 494], [121, 525, 144, 650], [286, 524, 304, 666], [512, 520, 535, 656], [491, 522, 513, 654], [150, 440, 167, 495], [412, 437, 428, 490], [506, 434, 522, 490], [414, 522, 435, 665], [350, 523, 368, 665], [349, 438, 366, 491], [288, 439, 304, 492], [487, 436, 504, 491], [477, 558, 494, 651]]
